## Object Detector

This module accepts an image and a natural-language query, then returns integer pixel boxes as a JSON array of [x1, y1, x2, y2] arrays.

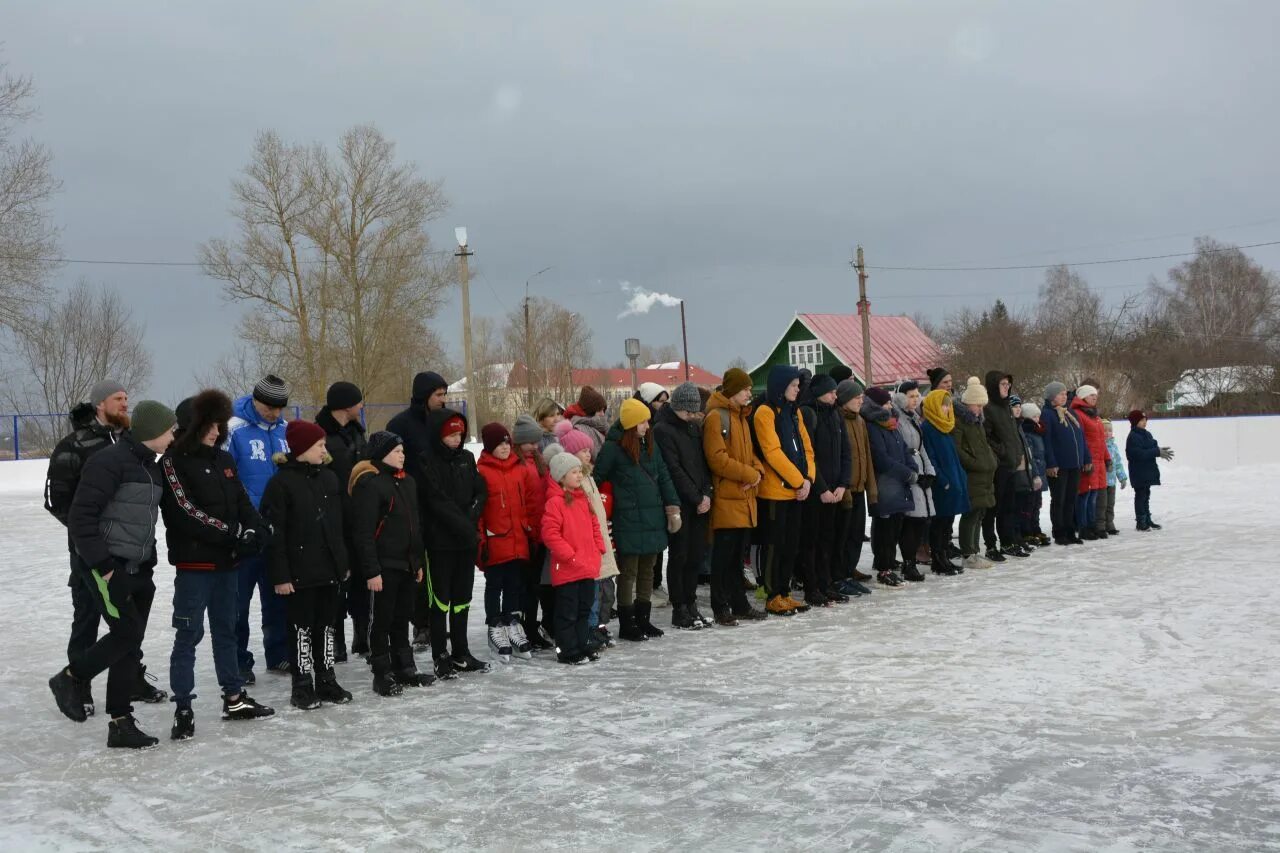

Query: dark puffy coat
[[1125, 426, 1162, 489], [653, 404, 712, 509], [261, 457, 348, 588], [348, 461, 423, 579], [317, 406, 367, 502], [983, 370, 1028, 471], [594, 421, 679, 555], [922, 420, 970, 517], [1071, 398, 1110, 492], [417, 408, 486, 552], [44, 403, 121, 530], [954, 406, 997, 509], [801, 400, 853, 497], [385, 402, 434, 512], [160, 445, 264, 572], [68, 434, 163, 571], [1022, 420, 1048, 492], [1041, 400, 1091, 471], [862, 400, 915, 517]]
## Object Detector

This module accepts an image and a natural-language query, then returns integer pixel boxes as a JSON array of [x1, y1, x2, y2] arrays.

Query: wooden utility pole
[[680, 300, 690, 381], [456, 236, 475, 439], [854, 245, 873, 385], [524, 291, 533, 409]]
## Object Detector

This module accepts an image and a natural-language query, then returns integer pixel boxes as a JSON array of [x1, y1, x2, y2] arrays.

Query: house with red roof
[[748, 313, 944, 390]]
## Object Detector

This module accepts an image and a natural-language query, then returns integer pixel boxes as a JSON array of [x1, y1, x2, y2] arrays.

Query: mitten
[[665, 507, 682, 534]]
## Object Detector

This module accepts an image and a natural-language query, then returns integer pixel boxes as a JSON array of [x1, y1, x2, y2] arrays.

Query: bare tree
[[638, 343, 681, 365], [0, 56, 61, 331], [500, 295, 593, 406]]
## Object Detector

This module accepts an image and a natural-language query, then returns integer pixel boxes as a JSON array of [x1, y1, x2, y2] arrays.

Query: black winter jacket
[[68, 434, 163, 572], [261, 456, 349, 588], [349, 461, 424, 578], [801, 401, 853, 495], [385, 403, 433, 498], [983, 370, 1028, 471], [160, 445, 265, 572], [652, 405, 712, 508], [417, 409, 487, 552], [317, 407, 367, 500], [44, 403, 121, 531]]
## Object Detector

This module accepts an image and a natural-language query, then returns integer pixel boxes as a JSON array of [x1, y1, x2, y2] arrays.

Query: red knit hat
[[1128, 409, 1146, 428], [440, 414, 466, 439], [285, 420, 327, 455], [481, 422, 511, 453]]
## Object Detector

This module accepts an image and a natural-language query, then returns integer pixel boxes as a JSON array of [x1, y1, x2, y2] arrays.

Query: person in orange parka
[[1070, 385, 1110, 540], [513, 423, 552, 650], [477, 423, 536, 662], [541, 451, 605, 665]]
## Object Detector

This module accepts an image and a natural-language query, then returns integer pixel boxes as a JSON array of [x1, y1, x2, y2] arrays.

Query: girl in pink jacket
[[541, 452, 605, 665]]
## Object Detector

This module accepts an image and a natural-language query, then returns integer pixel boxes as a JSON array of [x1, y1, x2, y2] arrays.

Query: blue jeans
[[235, 555, 288, 671], [1076, 489, 1099, 531], [171, 570, 242, 708]]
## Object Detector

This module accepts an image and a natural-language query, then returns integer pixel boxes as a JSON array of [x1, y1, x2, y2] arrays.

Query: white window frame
[[788, 339, 822, 369]]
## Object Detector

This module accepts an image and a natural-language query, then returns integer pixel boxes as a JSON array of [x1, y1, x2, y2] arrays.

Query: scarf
[[922, 389, 955, 434], [773, 401, 806, 473]]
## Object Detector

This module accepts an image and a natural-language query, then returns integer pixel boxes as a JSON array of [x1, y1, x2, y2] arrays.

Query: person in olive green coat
[[953, 377, 997, 569], [594, 399, 680, 641]]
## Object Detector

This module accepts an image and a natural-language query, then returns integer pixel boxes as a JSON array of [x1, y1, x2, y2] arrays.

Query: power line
[[0, 248, 455, 268], [866, 239, 1280, 272]]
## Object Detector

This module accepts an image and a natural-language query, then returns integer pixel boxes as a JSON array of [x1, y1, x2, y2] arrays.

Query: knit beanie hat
[[619, 398, 651, 430], [548, 451, 582, 484], [130, 400, 176, 442], [1044, 381, 1067, 402], [669, 382, 703, 413], [1021, 402, 1041, 421], [559, 427, 593, 456], [481, 422, 512, 454], [411, 371, 447, 404], [578, 385, 607, 417], [1128, 409, 1146, 428], [896, 380, 919, 395], [253, 374, 290, 408], [721, 368, 752, 397], [809, 374, 838, 399], [366, 430, 402, 463], [1008, 394, 1022, 407], [960, 376, 989, 406], [836, 379, 865, 406], [865, 386, 892, 406], [927, 367, 950, 390], [829, 365, 854, 383], [440, 414, 466, 439], [326, 381, 363, 410], [541, 442, 565, 466], [638, 382, 667, 405], [89, 379, 126, 406], [285, 419, 327, 455], [512, 414, 542, 445], [1075, 384, 1099, 400]]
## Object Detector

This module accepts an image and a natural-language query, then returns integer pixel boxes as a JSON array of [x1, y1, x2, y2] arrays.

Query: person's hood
[[233, 393, 286, 430], [426, 407, 468, 457], [957, 405, 984, 425], [891, 392, 921, 422], [410, 371, 448, 405], [572, 411, 609, 435], [766, 365, 802, 408], [69, 402, 97, 430], [860, 398, 893, 425], [984, 370, 1013, 407]]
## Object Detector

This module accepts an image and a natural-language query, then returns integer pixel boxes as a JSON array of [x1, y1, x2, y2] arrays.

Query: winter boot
[[765, 595, 797, 616], [931, 554, 962, 576], [392, 648, 435, 687], [714, 611, 739, 627], [1095, 529, 1109, 540], [412, 626, 431, 650], [290, 672, 321, 710], [130, 664, 168, 704], [488, 623, 513, 662], [618, 605, 650, 641], [984, 547, 1007, 563], [432, 654, 458, 680], [877, 571, 904, 588], [636, 600, 665, 638], [49, 668, 88, 723], [852, 568, 874, 582], [315, 669, 353, 704], [505, 619, 534, 659], [171, 708, 194, 741], [901, 561, 926, 582], [671, 603, 697, 630], [371, 654, 403, 696], [1147, 517, 1162, 530], [107, 714, 159, 749], [222, 691, 275, 720], [80, 681, 96, 718], [1106, 526, 1120, 536], [1080, 528, 1098, 541], [689, 604, 713, 629]]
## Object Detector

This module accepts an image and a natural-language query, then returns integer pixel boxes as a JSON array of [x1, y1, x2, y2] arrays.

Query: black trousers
[[346, 567, 370, 651], [286, 584, 338, 679], [368, 571, 414, 658], [929, 515, 955, 562], [427, 548, 475, 658], [69, 567, 155, 719], [982, 467, 1019, 550], [484, 560, 525, 626], [836, 491, 867, 580], [799, 498, 841, 594], [871, 513, 904, 573], [666, 507, 708, 609], [898, 516, 928, 565], [554, 578, 594, 657], [1049, 468, 1081, 539], [757, 499, 801, 599], [1134, 484, 1152, 522], [521, 544, 547, 628], [709, 527, 752, 617], [67, 553, 102, 661]]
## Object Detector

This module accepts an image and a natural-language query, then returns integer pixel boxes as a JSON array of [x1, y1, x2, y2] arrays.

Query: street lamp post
[[455, 226, 475, 439], [625, 337, 641, 394], [524, 265, 553, 409]]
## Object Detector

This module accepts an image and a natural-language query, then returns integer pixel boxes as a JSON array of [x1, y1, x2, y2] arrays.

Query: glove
[[1159, 447, 1174, 461], [92, 557, 125, 578], [1033, 476, 1042, 491], [665, 507, 682, 535], [906, 471, 918, 485], [917, 474, 936, 490], [233, 525, 270, 559]]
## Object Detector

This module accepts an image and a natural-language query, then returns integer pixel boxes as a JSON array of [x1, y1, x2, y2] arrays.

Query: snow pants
[[1134, 485, 1152, 524], [554, 578, 594, 658]]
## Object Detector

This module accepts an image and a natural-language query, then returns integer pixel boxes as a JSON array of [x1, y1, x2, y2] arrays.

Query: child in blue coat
[[1100, 420, 1128, 535], [1124, 410, 1173, 531]]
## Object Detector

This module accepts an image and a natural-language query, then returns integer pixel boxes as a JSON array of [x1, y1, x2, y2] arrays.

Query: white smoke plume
[[618, 282, 682, 318]]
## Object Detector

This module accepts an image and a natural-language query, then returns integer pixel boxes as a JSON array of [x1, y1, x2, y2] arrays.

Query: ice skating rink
[[2, 459, 1277, 852]]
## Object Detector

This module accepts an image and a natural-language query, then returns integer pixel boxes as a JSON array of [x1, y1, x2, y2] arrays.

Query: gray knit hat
[[253, 374, 290, 408], [541, 442, 565, 467], [548, 451, 582, 484], [130, 400, 176, 442], [89, 379, 126, 405], [1044, 381, 1067, 402], [836, 379, 865, 406], [669, 382, 703, 414], [512, 413, 542, 445]]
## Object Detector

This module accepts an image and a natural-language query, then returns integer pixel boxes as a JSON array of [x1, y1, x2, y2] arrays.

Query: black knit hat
[[252, 374, 289, 408], [829, 365, 854, 383], [809, 374, 838, 399], [365, 430, 403, 463], [896, 380, 919, 394], [326, 381, 363, 410]]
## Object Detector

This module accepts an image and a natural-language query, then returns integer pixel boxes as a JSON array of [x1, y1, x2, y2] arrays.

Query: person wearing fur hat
[[653, 382, 714, 629], [161, 390, 275, 740], [1041, 381, 1090, 545], [1070, 385, 1109, 540], [349, 431, 434, 696], [594, 397, 681, 640], [954, 378, 998, 570], [542, 452, 606, 663], [476, 423, 536, 663], [558, 419, 621, 648], [798, 374, 854, 602], [1018, 402, 1050, 547], [260, 421, 353, 710], [418, 409, 490, 677], [1125, 409, 1171, 531], [920, 388, 968, 575], [316, 381, 368, 660]]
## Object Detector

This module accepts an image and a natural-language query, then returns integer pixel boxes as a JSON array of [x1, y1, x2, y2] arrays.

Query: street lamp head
[[624, 337, 641, 359], [454, 226, 468, 248]]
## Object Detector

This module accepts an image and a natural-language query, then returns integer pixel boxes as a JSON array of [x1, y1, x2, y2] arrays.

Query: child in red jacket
[[541, 451, 605, 665], [477, 423, 535, 663]]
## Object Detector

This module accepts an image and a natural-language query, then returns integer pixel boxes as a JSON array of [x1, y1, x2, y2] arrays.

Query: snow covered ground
[[1, 459, 1278, 852]]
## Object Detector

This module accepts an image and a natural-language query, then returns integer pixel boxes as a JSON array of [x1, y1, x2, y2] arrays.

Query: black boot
[[636, 600, 664, 638], [130, 664, 168, 704], [524, 615, 554, 651], [49, 668, 87, 722], [901, 561, 926, 582], [171, 708, 195, 740], [1147, 517, 1162, 530], [931, 554, 962, 576], [392, 647, 435, 687], [671, 603, 696, 630], [618, 605, 648, 642], [107, 714, 159, 749], [290, 672, 321, 710], [333, 619, 348, 664], [315, 669, 353, 704], [371, 654, 404, 696]]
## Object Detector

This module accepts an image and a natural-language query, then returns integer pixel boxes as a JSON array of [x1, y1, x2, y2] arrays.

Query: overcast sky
[[8, 1, 1280, 403]]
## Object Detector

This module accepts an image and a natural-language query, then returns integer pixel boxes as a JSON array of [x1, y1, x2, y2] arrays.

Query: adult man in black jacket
[[317, 381, 368, 659], [799, 375, 853, 605], [983, 370, 1032, 560], [49, 400, 176, 749], [653, 382, 713, 630]]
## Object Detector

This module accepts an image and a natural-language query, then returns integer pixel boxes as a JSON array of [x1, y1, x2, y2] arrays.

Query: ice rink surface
[[1, 460, 1277, 851]]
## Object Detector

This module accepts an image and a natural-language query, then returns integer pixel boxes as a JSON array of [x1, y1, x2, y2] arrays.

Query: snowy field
[[2, 458, 1279, 852]]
